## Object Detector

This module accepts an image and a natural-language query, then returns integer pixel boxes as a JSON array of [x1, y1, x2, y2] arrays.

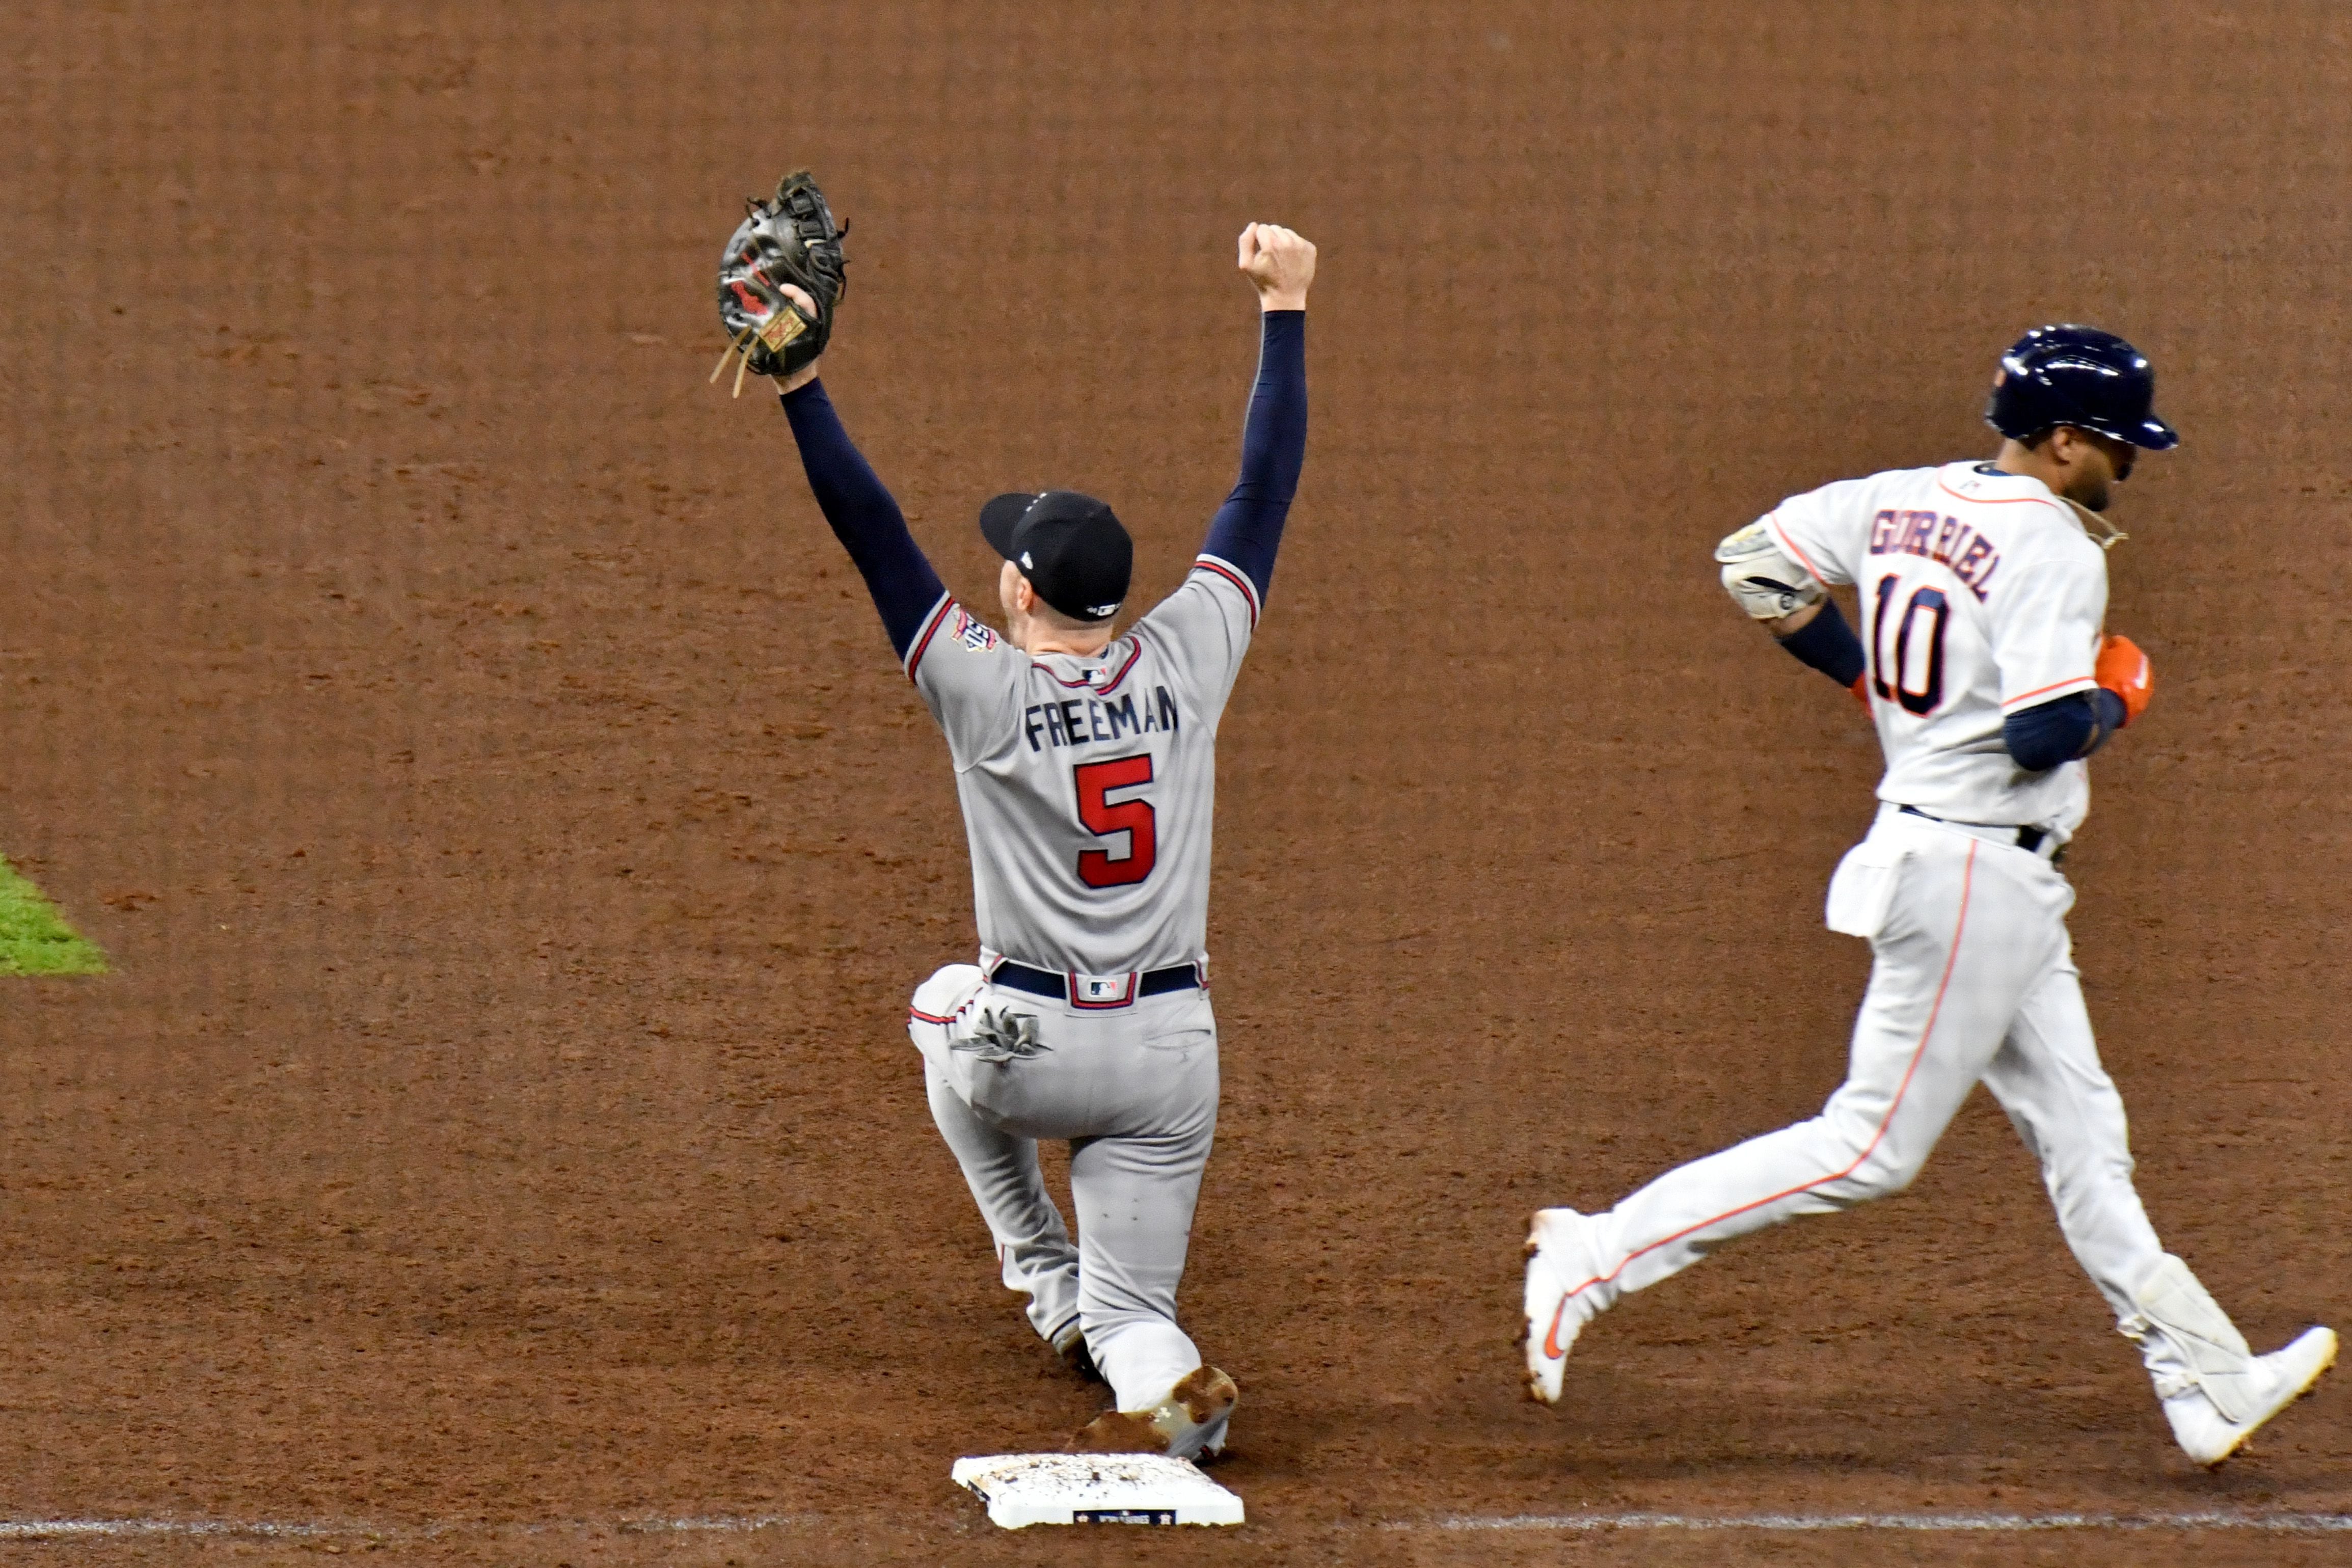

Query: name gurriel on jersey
[[1868, 508, 2003, 601], [1022, 686, 1183, 753]]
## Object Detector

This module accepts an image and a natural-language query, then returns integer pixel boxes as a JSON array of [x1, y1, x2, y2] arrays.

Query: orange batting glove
[[2095, 634, 2153, 725], [1848, 673, 1871, 714]]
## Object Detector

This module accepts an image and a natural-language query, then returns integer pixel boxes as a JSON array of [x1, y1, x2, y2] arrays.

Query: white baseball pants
[[1577, 806, 2168, 1326], [909, 963, 1219, 1412]]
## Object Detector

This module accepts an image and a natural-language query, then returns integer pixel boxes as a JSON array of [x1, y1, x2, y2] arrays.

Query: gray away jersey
[[906, 555, 1260, 985]]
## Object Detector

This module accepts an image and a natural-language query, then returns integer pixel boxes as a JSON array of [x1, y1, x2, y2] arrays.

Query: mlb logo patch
[[1069, 971, 1138, 1008]]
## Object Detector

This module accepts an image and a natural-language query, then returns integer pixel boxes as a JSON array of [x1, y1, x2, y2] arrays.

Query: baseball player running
[[1523, 326, 2336, 1466], [762, 208, 1314, 1458]]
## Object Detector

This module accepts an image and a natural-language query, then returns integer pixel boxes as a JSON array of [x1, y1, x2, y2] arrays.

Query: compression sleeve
[[780, 380, 948, 659], [2004, 688, 2129, 772], [1199, 310, 1307, 601], [1774, 598, 1867, 688]]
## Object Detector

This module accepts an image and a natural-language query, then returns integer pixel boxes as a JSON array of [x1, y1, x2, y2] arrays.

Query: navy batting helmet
[[1984, 325, 2179, 451]]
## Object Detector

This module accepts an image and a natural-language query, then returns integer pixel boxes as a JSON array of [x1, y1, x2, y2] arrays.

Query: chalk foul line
[[0, 1517, 820, 1543], [1412, 1510, 2352, 1534], [1, 1508, 2349, 1540]]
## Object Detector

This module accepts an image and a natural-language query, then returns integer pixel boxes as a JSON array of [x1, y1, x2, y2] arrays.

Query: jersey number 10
[[1870, 575, 1949, 717], [1074, 754, 1158, 888]]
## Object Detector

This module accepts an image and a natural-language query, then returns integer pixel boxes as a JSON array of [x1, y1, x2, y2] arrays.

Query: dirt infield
[[3, 1, 2348, 1561]]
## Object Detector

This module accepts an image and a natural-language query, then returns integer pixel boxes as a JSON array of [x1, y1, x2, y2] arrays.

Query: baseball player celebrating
[[748, 195, 1314, 1458], [1523, 326, 2336, 1466]]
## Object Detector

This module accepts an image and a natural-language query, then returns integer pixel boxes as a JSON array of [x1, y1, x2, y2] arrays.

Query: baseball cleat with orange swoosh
[[1522, 1207, 1606, 1404]]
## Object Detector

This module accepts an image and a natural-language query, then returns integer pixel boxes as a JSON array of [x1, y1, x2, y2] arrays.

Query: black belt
[[1899, 804, 2060, 859], [990, 960, 1200, 1003]]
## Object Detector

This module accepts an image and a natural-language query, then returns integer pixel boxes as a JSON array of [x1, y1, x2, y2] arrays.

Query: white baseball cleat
[[1066, 1365, 1238, 1462], [1522, 1207, 1604, 1404], [2161, 1324, 2337, 1467]]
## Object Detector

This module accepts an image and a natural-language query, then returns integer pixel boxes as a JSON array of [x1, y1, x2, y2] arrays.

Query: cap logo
[[1088, 603, 1120, 618], [1020, 551, 1034, 569]]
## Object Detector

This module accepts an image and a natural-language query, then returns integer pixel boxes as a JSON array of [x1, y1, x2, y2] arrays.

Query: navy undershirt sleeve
[[1199, 310, 1307, 602], [1774, 598, 1867, 688], [779, 380, 947, 660], [2004, 688, 2128, 771]]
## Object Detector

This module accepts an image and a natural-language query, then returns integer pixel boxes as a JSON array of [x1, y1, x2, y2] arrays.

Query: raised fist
[[1239, 223, 1316, 311]]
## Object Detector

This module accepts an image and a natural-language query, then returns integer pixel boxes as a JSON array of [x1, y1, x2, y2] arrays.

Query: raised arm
[[770, 295, 947, 661], [1200, 223, 1315, 603]]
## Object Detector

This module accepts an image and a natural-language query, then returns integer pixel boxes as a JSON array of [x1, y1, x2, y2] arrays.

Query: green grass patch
[[0, 854, 108, 975]]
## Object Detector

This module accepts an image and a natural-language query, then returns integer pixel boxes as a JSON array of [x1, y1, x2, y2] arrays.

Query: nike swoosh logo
[[1542, 1295, 1572, 1360]]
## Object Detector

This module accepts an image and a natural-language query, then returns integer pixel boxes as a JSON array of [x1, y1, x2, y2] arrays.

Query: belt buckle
[[1069, 971, 1139, 1010]]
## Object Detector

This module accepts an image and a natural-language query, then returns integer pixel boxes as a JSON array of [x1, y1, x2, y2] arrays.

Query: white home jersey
[[1765, 461, 2107, 837], [905, 556, 1260, 983]]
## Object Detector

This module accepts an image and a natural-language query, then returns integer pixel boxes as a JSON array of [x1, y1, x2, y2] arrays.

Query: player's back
[[908, 562, 1258, 984], [1766, 460, 2111, 833], [771, 292, 1304, 994]]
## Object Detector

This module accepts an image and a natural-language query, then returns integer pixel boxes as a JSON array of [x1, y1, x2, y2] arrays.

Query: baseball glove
[[710, 170, 848, 397]]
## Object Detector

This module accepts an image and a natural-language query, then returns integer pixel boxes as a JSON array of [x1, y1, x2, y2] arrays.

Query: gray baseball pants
[[909, 963, 1220, 1412]]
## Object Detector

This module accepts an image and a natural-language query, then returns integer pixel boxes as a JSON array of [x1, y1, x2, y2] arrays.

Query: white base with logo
[[950, 1453, 1243, 1528]]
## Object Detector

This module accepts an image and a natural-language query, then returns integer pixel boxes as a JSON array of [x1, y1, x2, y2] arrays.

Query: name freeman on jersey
[[1023, 685, 1183, 753], [1868, 508, 2002, 601]]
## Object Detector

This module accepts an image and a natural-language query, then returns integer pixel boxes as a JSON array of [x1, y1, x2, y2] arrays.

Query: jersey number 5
[[1074, 754, 1157, 888], [1870, 576, 1949, 716]]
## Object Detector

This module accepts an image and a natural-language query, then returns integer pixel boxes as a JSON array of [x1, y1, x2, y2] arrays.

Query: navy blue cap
[[978, 491, 1132, 623]]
